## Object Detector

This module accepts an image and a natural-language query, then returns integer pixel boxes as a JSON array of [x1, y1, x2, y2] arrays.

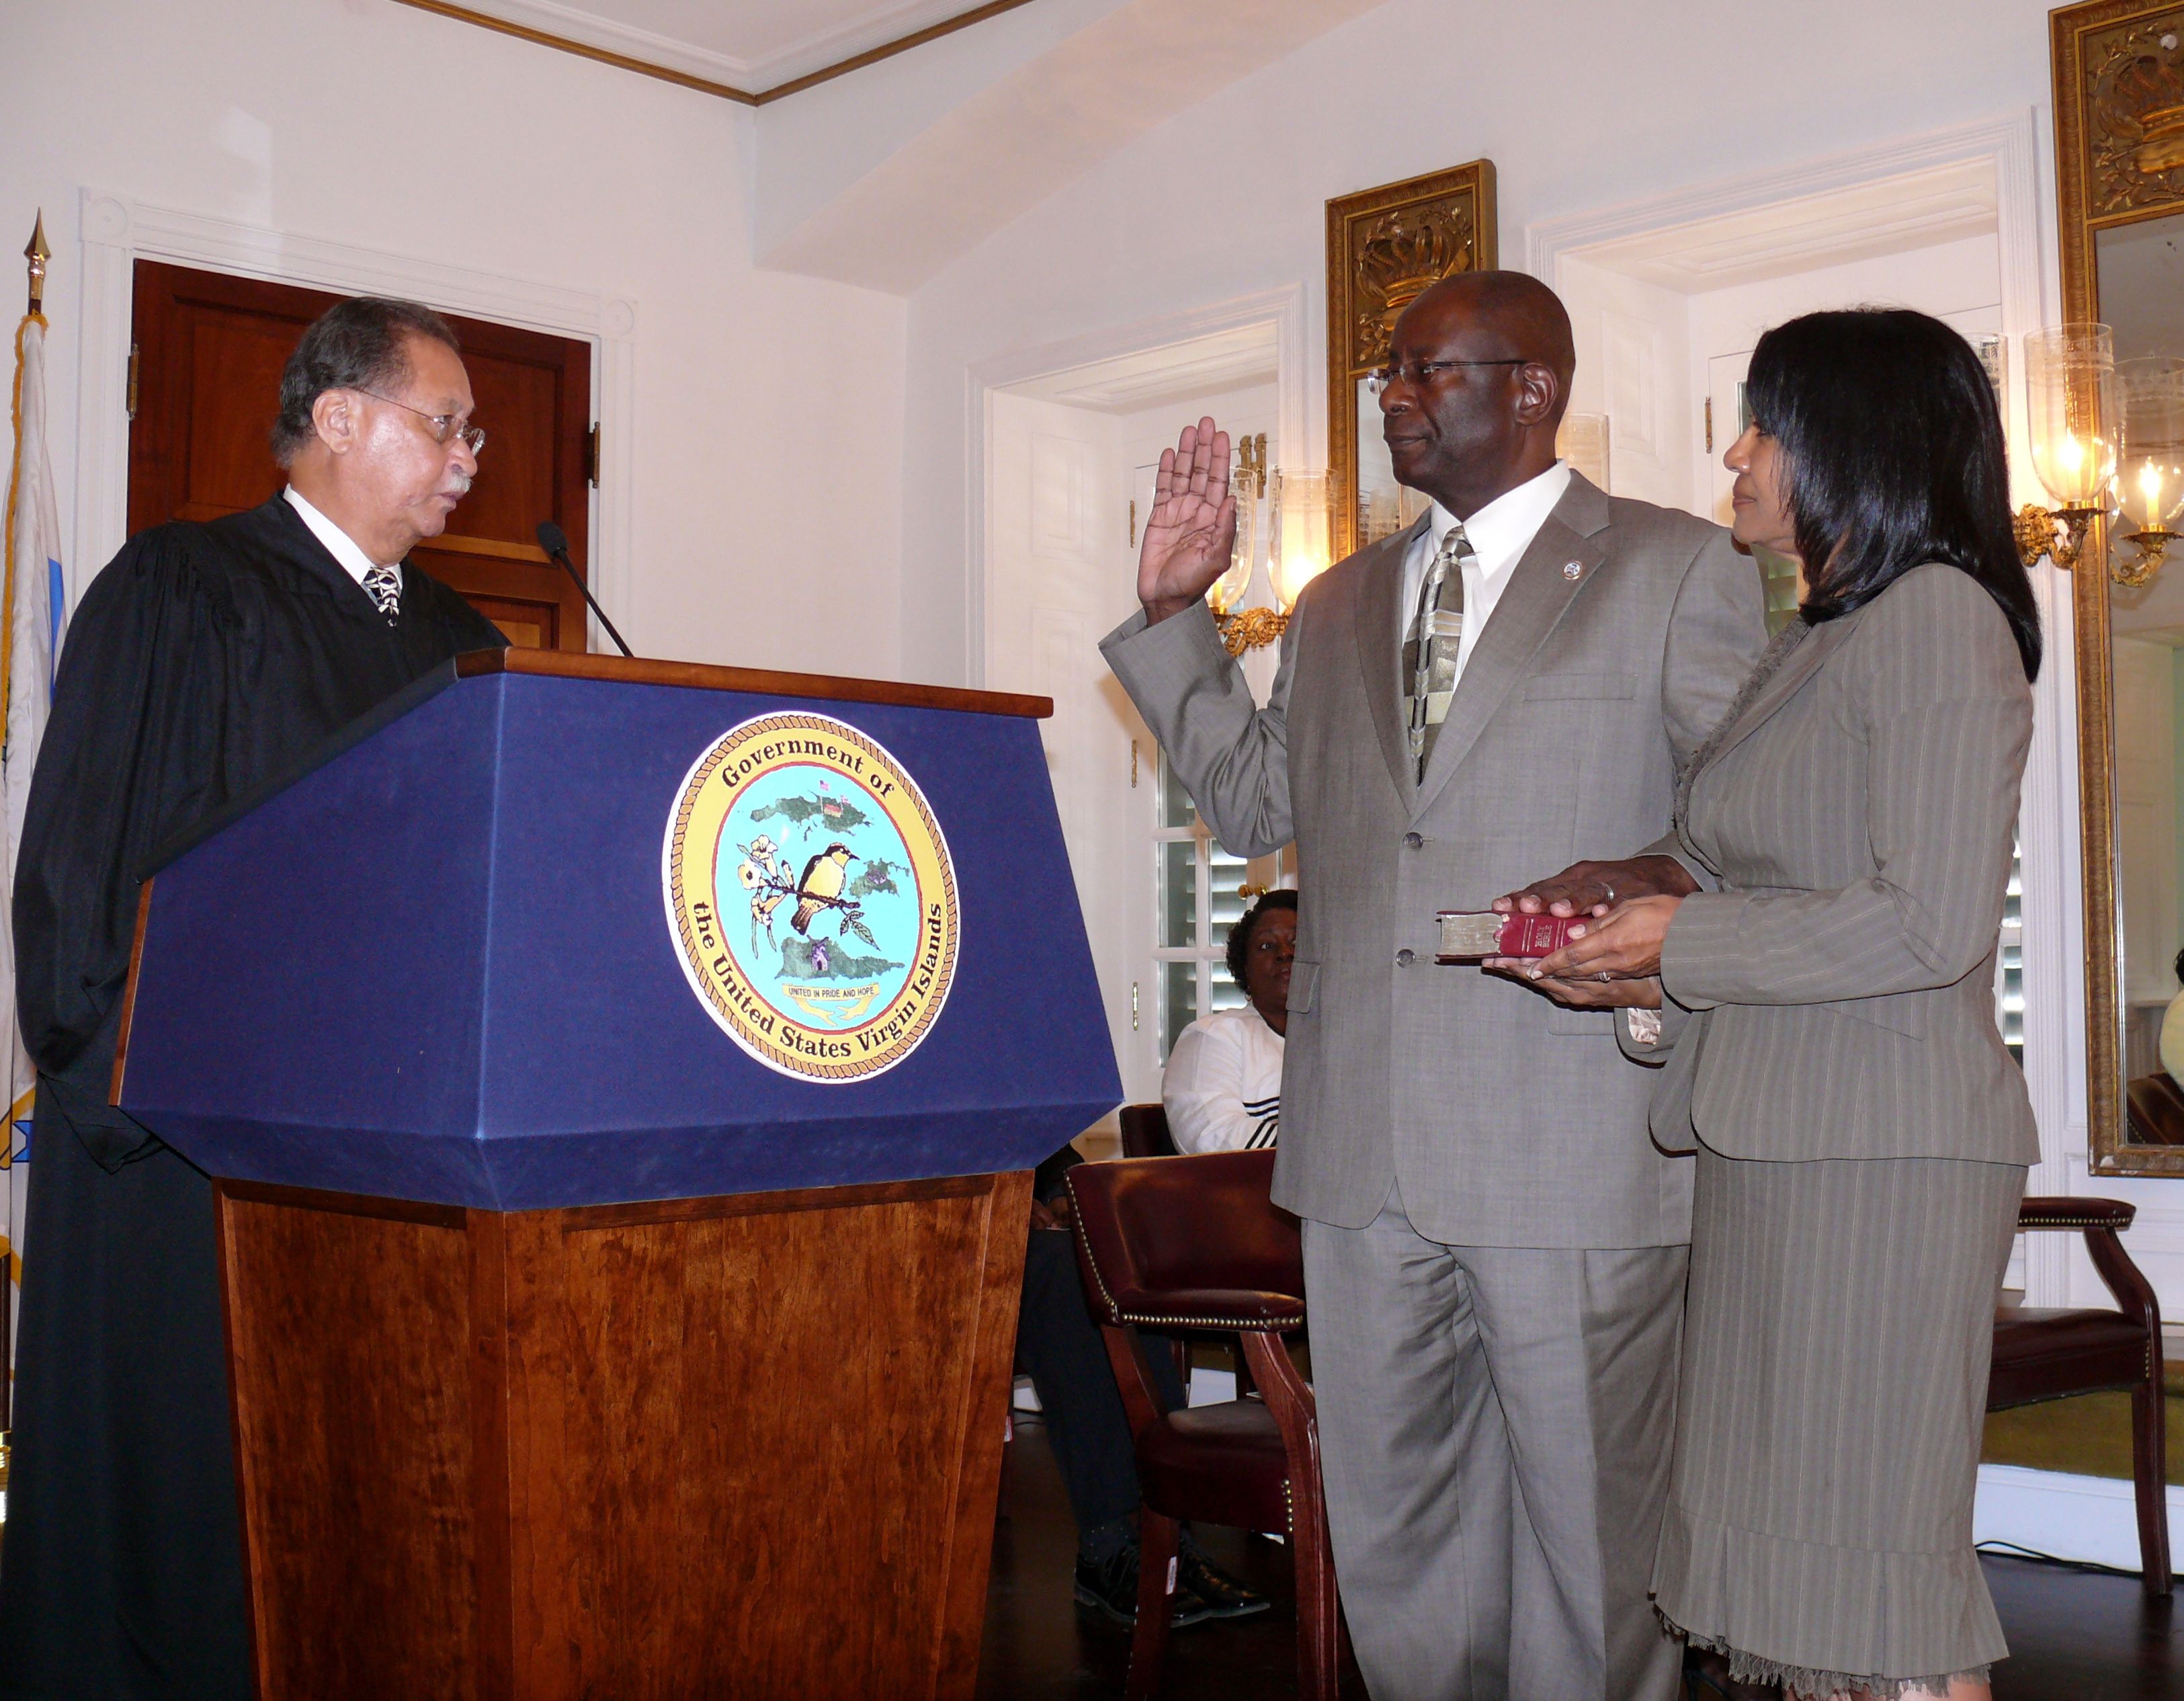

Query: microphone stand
[[534, 521, 634, 658]]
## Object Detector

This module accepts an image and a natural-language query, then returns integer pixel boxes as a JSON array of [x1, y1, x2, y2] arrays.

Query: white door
[[985, 392, 1156, 1116]]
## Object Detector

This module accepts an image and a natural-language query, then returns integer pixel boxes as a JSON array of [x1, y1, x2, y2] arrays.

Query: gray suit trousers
[[1304, 1183, 1688, 1701]]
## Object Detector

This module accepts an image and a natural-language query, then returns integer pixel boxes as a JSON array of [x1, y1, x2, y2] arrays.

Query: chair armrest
[[2014, 1198, 2159, 1334], [1109, 1287, 1306, 1333], [2019, 1196, 2137, 1231]]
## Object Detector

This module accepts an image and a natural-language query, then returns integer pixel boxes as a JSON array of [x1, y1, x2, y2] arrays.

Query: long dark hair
[[1745, 308, 2041, 680]]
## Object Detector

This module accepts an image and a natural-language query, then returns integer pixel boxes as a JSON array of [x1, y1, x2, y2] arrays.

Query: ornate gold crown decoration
[[1349, 200, 1477, 366], [1359, 206, 1474, 310], [2114, 49, 2184, 169], [2088, 14, 2184, 214]]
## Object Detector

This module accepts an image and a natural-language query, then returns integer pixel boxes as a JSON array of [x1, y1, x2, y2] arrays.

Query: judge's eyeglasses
[[353, 389, 487, 455], [1365, 358, 1526, 397]]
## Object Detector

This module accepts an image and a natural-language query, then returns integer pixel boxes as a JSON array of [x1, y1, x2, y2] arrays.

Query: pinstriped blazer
[[1628, 563, 2039, 1165]]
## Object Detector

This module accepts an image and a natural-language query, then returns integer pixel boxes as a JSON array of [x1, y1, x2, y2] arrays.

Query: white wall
[[0, 0, 908, 677], [898, 0, 2062, 685]]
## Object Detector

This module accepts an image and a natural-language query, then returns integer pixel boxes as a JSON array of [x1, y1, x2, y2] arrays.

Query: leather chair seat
[[1068, 1147, 1342, 1696], [1990, 1306, 2152, 1407], [1136, 1397, 1292, 1534]]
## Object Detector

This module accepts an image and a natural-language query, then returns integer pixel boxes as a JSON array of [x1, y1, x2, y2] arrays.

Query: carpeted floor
[[1982, 1362, 2183, 1483]]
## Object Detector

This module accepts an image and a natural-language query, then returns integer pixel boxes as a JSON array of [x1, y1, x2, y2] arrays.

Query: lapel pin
[[1562, 560, 1584, 579]]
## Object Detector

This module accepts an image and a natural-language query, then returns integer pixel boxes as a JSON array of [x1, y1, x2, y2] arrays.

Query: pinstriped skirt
[[1652, 1146, 2026, 1698]]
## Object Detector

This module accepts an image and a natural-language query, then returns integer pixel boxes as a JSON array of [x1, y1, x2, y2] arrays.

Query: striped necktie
[[1403, 522, 1472, 781], [362, 563, 401, 618]]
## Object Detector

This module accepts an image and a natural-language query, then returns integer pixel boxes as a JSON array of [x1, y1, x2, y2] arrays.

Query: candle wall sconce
[[2017, 323, 2118, 571], [1214, 466, 1333, 656], [2114, 356, 2184, 585]]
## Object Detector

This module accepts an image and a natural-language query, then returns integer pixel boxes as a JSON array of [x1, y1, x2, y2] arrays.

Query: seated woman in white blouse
[[1163, 888, 1295, 1153]]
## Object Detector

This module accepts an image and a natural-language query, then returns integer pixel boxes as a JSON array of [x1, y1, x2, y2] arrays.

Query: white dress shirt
[[1162, 1002, 1285, 1153], [1398, 459, 1572, 690], [284, 486, 402, 596]]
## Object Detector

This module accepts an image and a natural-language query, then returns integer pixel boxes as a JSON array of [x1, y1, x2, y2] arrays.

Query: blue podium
[[114, 649, 1121, 1700]]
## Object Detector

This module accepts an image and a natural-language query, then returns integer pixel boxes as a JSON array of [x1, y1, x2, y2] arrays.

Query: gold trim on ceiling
[[392, 0, 1040, 106]]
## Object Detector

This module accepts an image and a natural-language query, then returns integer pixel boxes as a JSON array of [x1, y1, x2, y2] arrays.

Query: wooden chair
[[1990, 1196, 2170, 1594], [1066, 1150, 1337, 1700], [1118, 1102, 1181, 1159]]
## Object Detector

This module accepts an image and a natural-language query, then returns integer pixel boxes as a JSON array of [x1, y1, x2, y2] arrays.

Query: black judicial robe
[[0, 495, 507, 1700]]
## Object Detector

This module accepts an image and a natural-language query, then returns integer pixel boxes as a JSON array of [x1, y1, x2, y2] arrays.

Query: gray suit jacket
[[1101, 473, 1767, 1247], [1628, 563, 2040, 1166]]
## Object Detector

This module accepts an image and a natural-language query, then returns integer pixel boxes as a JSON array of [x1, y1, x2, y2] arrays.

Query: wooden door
[[128, 261, 593, 651]]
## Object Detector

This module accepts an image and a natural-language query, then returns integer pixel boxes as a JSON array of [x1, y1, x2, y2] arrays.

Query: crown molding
[[1526, 111, 2042, 295], [392, 0, 1038, 106]]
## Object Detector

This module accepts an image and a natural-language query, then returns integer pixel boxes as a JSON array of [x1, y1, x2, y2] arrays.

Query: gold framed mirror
[[1325, 161, 1497, 562], [2055, 0, 2184, 1172]]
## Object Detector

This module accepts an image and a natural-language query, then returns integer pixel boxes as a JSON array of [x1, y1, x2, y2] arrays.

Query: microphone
[[536, 521, 633, 658]]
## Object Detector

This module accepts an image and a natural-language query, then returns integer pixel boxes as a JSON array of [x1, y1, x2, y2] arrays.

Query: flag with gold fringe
[[3, 221, 69, 1360]]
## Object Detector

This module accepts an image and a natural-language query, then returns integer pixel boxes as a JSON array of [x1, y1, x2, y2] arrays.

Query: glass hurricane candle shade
[[2024, 324, 2119, 509], [2124, 456, 2184, 532], [2119, 357, 2184, 533], [1270, 470, 1334, 613], [1209, 481, 1256, 618]]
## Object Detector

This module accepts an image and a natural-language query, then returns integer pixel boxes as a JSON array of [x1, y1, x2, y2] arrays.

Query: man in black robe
[[0, 296, 508, 1699]]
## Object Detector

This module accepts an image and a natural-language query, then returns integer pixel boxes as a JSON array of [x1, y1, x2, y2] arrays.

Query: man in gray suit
[[1099, 272, 1766, 1701]]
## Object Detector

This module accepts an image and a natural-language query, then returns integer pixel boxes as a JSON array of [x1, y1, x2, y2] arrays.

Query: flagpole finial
[[24, 212, 49, 316]]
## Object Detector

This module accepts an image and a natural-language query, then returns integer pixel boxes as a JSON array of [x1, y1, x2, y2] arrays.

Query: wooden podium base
[[214, 1170, 1032, 1700]]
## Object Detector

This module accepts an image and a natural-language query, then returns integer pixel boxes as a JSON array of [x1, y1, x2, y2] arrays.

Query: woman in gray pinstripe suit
[[1504, 309, 2042, 1700]]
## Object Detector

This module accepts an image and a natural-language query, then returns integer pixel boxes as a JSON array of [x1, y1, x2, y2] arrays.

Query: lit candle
[[1268, 470, 1333, 613], [1272, 550, 1327, 610]]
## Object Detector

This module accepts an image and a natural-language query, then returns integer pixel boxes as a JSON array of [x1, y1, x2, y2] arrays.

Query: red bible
[[1435, 910, 1585, 962]]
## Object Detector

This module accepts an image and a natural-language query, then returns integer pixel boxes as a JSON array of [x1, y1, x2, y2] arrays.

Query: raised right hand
[[1137, 417, 1238, 624]]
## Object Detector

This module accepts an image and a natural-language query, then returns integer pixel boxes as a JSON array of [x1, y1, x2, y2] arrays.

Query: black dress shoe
[[1175, 1546, 1271, 1620], [1074, 1542, 1215, 1630]]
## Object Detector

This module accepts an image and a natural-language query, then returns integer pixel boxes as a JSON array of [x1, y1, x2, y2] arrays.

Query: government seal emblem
[[662, 712, 960, 1081]]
